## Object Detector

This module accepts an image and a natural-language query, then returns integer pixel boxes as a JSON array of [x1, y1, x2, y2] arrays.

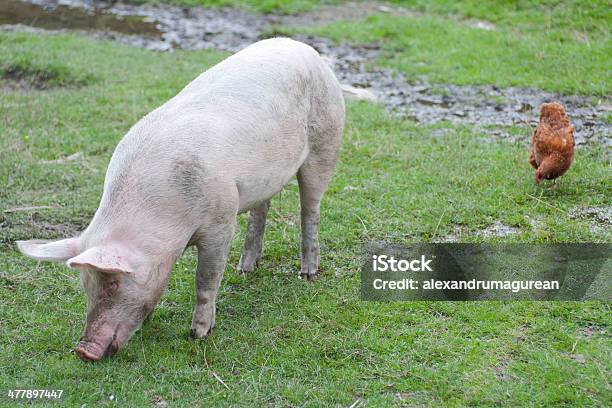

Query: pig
[[16, 38, 345, 361]]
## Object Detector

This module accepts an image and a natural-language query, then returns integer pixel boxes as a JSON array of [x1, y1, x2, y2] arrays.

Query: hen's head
[[535, 166, 557, 185], [539, 102, 570, 128]]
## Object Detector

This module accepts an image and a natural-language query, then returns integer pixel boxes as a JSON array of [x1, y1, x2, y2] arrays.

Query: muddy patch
[[477, 221, 520, 238], [270, 1, 415, 27], [317, 41, 611, 148], [1, 0, 610, 147], [1, 60, 91, 90], [492, 362, 510, 381], [151, 395, 168, 407], [2, 65, 54, 90], [0, 210, 85, 245], [568, 205, 612, 234], [432, 224, 469, 243], [0, 275, 19, 290], [433, 221, 521, 241], [1, 0, 266, 51], [564, 352, 586, 364], [38, 151, 83, 164], [580, 325, 607, 339], [0, 0, 161, 37], [525, 215, 543, 232], [2, 64, 63, 90]]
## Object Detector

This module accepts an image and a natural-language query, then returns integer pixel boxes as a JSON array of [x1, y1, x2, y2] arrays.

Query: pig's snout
[[74, 322, 131, 362], [75, 338, 114, 362]]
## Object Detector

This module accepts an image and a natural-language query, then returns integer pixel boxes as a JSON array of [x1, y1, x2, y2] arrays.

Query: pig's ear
[[67, 246, 135, 274], [17, 238, 80, 262]]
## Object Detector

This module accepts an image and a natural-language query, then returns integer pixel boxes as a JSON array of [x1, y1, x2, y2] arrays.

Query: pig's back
[[176, 38, 326, 109], [150, 37, 337, 155], [105, 38, 342, 213]]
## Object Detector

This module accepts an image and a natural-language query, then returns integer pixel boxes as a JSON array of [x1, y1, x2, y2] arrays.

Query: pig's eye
[[103, 280, 119, 296]]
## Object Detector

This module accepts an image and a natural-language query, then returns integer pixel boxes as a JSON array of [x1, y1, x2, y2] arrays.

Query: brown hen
[[528, 102, 575, 185]]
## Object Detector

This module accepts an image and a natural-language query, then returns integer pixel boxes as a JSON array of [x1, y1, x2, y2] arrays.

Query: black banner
[[361, 244, 611, 301]]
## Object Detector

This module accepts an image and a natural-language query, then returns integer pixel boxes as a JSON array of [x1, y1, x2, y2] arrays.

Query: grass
[[389, 0, 611, 35], [1, 2, 611, 406], [280, 1, 611, 95]]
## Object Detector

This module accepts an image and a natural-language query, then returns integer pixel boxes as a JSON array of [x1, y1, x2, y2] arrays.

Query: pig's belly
[[234, 140, 310, 213]]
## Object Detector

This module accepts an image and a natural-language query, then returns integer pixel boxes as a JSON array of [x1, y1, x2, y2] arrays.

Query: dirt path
[[2, 0, 610, 148]]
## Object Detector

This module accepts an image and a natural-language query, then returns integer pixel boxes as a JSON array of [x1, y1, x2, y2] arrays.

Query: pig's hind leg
[[297, 129, 342, 280], [190, 196, 238, 339], [238, 200, 270, 274]]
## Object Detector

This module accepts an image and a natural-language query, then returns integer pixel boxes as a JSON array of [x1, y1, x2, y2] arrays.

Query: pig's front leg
[[190, 211, 237, 339], [237, 201, 270, 274]]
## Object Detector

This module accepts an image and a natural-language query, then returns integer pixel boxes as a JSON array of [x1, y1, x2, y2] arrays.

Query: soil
[[568, 205, 612, 235], [2, 64, 59, 90], [1, 0, 610, 148]]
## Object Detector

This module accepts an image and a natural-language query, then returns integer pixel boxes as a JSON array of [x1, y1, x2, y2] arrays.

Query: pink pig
[[17, 38, 345, 361]]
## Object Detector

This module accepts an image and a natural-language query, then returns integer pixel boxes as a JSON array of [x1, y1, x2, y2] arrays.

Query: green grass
[[281, 1, 611, 95], [0, 7, 611, 408], [390, 0, 611, 35]]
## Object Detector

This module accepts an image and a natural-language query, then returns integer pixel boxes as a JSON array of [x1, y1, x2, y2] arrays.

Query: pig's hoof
[[299, 273, 316, 281], [237, 253, 260, 275], [191, 304, 215, 339], [189, 325, 215, 340], [299, 266, 322, 281]]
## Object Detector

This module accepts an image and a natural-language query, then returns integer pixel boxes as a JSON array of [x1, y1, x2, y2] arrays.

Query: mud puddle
[[0, 0, 161, 37], [1, 0, 610, 147]]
